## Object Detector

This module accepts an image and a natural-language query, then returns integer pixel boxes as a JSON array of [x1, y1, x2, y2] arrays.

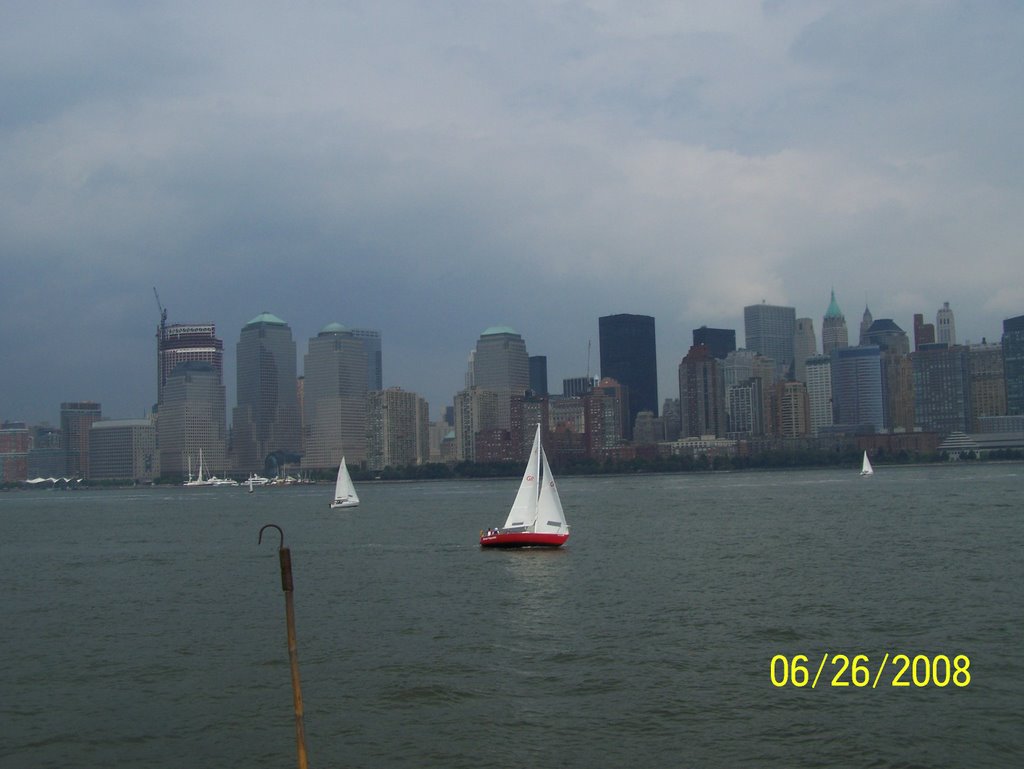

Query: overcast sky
[[2, 1, 1022, 425]]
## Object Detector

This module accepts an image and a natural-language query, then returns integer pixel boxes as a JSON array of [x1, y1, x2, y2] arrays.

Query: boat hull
[[330, 499, 359, 509], [479, 531, 569, 548]]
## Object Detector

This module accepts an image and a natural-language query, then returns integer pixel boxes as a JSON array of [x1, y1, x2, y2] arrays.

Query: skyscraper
[[1003, 314, 1024, 415], [599, 313, 658, 427], [743, 303, 795, 379], [692, 326, 736, 360], [936, 302, 956, 346], [302, 323, 368, 468], [968, 341, 1005, 431], [157, 323, 223, 407], [793, 318, 817, 382], [366, 387, 428, 471], [859, 305, 873, 346], [472, 326, 530, 430], [529, 355, 549, 396], [805, 355, 834, 435], [822, 290, 849, 355], [232, 312, 301, 474], [831, 346, 883, 432], [351, 328, 383, 391], [913, 313, 936, 351], [864, 319, 913, 431], [911, 343, 971, 435], [61, 401, 101, 477], [678, 345, 724, 438], [159, 361, 227, 478]]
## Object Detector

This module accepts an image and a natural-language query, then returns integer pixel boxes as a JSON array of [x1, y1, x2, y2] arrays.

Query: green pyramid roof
[[246, 312, 287, 327], [825, 290, 843, 319], [482, 325, 519, 337]]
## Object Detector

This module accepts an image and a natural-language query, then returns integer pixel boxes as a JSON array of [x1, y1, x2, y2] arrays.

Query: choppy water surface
[[2, 463, 1022, 768]]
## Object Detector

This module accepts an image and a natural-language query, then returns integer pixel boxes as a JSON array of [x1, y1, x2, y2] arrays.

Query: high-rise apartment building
[[1003, 314, 1024, 415], [159, 361, 227, 478], [692, 326, 736, 360], [453, 387, 499, 461], [472, 326, 530, 430], [511, 393, 549, 461], [936, 302, 957, 346], [232, 313, 301, 474], [584, 378, 628, 455], [822, 290, 849, 355], [911, 343, 971, 435], [366, 387, 428, 471], [302, 323, 369, 468], [913, 313, 936, 351], [805, 355, 834, 435], [157, 323, 223, 407], [793, 318, 817, 382], [599, 313, 658, 426], [831, 346, 883, 432], [968, 341, 1006, 431], [775, 381, 810, 437], [725, 378, 763, 437], [678, 345, 724, 438], [743, 303, 795, 379], [61, 401, 101, 477]]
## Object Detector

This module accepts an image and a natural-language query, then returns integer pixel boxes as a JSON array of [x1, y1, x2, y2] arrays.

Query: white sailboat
[[860, 451, 874, 477], [480, 424, 570, 548], [330, 457, 359, 508], [184, 449, 215, 486]]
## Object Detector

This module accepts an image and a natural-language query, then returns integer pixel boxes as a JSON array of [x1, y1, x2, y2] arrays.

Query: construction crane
[[154, 288, 168, 399]]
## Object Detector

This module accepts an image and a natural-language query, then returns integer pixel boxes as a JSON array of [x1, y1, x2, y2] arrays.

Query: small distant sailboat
[[480, 424, 570, 548], [330, 457, 359, 508], [860, 451, 874, 478]]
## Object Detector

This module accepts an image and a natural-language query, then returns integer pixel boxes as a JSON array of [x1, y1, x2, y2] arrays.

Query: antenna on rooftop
[[586, 339, 592, 381]]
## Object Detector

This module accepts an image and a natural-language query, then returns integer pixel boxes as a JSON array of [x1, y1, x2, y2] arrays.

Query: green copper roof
[[320, 322, 349, 334], [824, 290, 843, 319], [246, 312, 287, 327], [482, 325, 519, 336]]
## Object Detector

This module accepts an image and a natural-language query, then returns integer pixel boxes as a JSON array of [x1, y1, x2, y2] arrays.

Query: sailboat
[[860, 451, 874, 477], [184, 449, 215, 487], [480, 424, 570, 548], [330, 457, 360, 508]]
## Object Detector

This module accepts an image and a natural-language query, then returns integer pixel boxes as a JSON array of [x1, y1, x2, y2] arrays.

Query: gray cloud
[[2, 1, 1022, 424]]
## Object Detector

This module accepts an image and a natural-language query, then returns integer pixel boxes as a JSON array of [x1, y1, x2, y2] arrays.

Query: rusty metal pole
[[259, 524, 309, 769]]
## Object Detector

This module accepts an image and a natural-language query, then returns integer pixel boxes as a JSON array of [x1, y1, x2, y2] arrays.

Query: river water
[[2, 463, 1022, 768]]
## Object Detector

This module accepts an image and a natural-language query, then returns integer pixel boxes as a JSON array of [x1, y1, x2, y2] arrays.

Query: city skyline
[[2, 3, 1023, 425], [0, 292, 1014, 429]]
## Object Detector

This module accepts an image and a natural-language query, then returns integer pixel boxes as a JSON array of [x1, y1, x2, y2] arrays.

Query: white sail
[[500, 424, 568, 534], [503, 425, 541, 530], [331, 457, 360, 507], [534, 443, 568, 534], [860, 451, 874, 477]]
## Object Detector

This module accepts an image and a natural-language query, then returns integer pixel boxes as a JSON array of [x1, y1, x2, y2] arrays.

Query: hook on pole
[[258, 523, 284, 549]]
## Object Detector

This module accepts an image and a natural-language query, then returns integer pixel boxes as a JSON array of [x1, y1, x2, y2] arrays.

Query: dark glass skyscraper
[[692, 326, 736, 360], [232, 312, 301, 474], [1001, 314, 1024, 415], [599, 314, 658, 428]]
